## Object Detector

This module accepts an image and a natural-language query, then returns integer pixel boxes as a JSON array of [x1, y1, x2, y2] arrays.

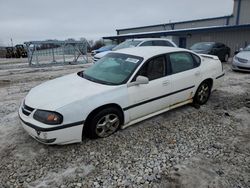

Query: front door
[[127, 55, 171, 121]]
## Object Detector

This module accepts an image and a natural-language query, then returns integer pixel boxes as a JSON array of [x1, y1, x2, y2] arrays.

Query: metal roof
[[24, 39, 88, 45], [116, 15, 233, 32], [104, 24, 250, 40]]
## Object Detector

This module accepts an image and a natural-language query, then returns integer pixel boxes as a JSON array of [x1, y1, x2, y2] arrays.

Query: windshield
[[243, 45, 250, 51], [190, 42, 214, 51], [98, 46, 109, 50], [98, 45, 115, 51], [80, 53, 143, 85], [113, 40, 142, 51]]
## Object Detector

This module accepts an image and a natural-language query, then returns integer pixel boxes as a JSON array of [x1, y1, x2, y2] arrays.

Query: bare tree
[[91, 39, 104, 50], [88, 40, 94, 48]]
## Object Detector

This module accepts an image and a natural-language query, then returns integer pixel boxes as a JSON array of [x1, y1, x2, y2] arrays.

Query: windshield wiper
[[81, 73, 115, 85]]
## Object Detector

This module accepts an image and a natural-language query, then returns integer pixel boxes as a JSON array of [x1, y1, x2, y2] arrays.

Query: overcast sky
[[0, 0, 233, 46]]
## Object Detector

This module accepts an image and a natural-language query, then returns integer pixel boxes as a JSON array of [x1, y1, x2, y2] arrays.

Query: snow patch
[[28, 164, 94, 188]]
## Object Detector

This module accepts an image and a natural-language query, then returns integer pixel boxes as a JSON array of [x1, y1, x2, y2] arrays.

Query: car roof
[[113, 46, 191, 59]]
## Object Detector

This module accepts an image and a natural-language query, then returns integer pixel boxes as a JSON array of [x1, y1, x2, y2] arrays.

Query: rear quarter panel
[[199, 55, 224, 91]]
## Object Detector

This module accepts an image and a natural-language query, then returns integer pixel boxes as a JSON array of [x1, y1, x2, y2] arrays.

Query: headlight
[[33, 110, 63, 125], [235, 56, 248, 63]]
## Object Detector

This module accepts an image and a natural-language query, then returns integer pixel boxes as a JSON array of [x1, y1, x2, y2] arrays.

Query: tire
[[223, 53, 229, 62], [83, 107, 122, 139], [193, 81, 211, 105]]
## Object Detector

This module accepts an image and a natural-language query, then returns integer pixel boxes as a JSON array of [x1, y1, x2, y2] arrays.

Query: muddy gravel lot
[[0, 58, 249, 188]]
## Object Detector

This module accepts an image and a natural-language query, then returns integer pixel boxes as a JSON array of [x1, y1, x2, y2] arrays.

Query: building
[[103, 0, 250, 55]]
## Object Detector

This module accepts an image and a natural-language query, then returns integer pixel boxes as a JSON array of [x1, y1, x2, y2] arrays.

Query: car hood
[[25, 73, 115, 111], [236, 51, 250, 60], [94, 51, 111, 59]]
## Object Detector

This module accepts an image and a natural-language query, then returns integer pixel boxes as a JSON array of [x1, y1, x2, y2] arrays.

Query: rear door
[[165, 52, 202, 105]]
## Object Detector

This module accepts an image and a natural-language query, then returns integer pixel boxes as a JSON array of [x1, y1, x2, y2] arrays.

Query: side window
[[140, 41, 154, 46], [137, 56, 166, 81], [153, 40, 173, 47], [169, 52, 197, 74]]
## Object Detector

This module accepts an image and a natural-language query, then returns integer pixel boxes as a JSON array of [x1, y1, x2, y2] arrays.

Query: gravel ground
[[0, 59, 249, 188]]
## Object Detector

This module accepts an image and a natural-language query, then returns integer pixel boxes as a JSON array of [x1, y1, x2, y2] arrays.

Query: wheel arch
[[199, 78, 213, 89], [84, 103, 125, 129], [193, 78, 213, 105]]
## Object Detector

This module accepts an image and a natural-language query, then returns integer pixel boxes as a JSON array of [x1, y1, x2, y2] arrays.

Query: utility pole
[[11, 38, 13, 47]]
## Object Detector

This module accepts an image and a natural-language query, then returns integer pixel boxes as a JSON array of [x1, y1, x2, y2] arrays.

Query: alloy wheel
[[95, 114, 120, 137], [197, 83, 210, 104]]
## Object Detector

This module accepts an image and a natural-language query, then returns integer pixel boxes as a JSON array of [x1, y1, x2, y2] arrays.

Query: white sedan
[[19, 47, 224, 145], [93, 38, 177, 62]]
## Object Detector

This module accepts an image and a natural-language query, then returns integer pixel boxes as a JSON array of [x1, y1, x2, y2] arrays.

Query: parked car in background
[[5, 45, 27, 58], [91, 45, 116, 56], [5, 47, 15, 58], [19, 46, 224, 145], [15, 44, 28, 58], [93, 38, 177, 62], [232, 44, 250, 72], [190, 42, 230, 62]]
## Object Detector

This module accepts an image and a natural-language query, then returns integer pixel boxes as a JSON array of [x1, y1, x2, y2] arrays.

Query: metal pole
[[62, 44, 65, 63], [73, 45, 76, 62], [26, 43, 31, 66], [52, 48, 55, 63], [11, 38, 13, 48], [35, 44, 38, 64]]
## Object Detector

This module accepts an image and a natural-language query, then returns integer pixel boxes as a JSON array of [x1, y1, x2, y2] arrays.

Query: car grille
[[22, 103, 35, 116], [237, 66, 250, 70]]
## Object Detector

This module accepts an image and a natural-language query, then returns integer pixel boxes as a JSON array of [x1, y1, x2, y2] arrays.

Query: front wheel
[[83, 107, 122, 139], [193, 81, 211, 105]]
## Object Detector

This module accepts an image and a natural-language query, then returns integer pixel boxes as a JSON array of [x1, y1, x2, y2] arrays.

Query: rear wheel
[[194, 81, 211, 105], [83, 107, 122, 139]]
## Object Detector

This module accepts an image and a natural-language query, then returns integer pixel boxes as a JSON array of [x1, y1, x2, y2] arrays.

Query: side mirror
[[127, 76, 149, 87]]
